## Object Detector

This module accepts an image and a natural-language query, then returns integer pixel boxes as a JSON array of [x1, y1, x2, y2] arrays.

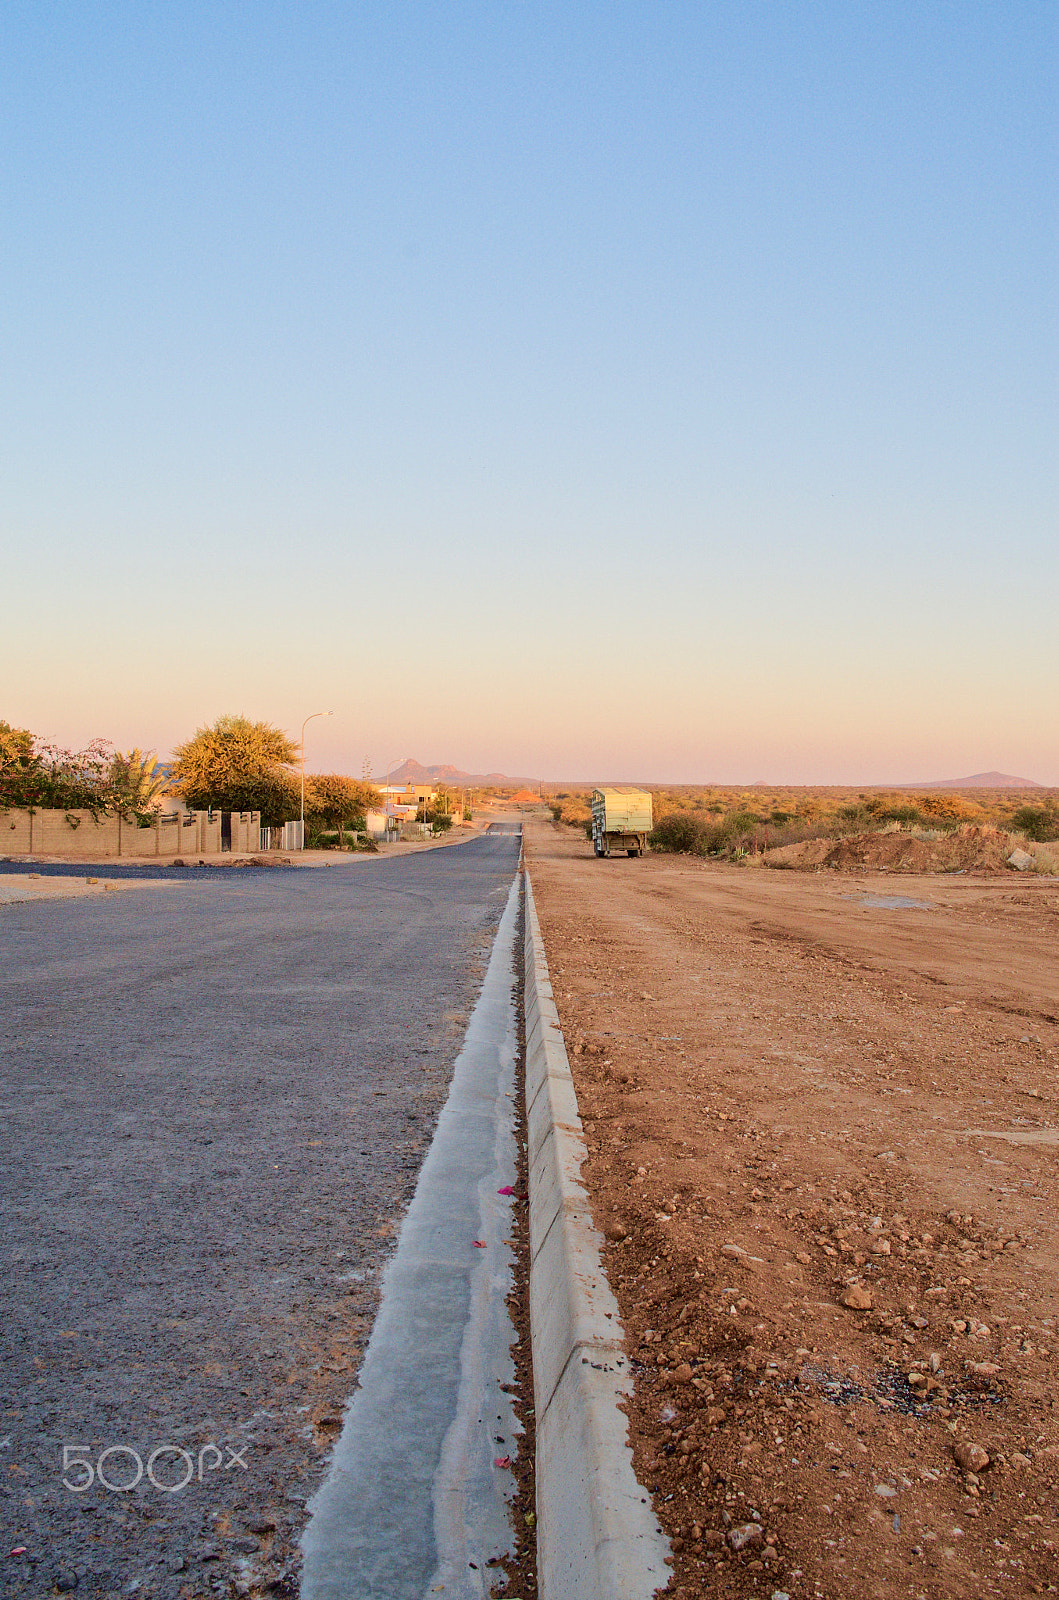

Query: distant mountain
[[900, 771, 1042, 790], [384, 758, 536, 787]]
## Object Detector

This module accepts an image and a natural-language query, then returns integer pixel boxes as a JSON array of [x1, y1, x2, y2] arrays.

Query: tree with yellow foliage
[[171, 715, 299, 825], [304, 774, 381, 838]]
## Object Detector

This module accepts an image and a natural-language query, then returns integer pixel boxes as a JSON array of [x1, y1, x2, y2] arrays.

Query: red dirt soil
[[524, 817, 1058, 1600], [766, 824, 1050, 876]]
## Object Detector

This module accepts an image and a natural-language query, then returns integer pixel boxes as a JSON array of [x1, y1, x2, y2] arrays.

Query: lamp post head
[[299, 713, 337, 842]]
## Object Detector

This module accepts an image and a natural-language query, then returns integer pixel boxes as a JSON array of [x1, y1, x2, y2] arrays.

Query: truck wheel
[[593, 840, 603, 857]]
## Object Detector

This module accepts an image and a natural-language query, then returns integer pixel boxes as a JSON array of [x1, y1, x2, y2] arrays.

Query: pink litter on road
[[472, 1240, 487, 1248], [497, 1185, 516, 1195], [493, 1455, 511, 1469]]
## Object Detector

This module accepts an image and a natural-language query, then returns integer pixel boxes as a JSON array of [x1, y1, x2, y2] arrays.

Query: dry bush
[[550, 782, 1059, 863]]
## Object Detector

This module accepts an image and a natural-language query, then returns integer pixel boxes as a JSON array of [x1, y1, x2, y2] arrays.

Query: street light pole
[[300, 711, 334, 847]]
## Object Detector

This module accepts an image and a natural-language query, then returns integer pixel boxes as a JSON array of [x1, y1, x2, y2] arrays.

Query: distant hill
[[385, 758, 536, 787], [899, 771, 1042, 790]]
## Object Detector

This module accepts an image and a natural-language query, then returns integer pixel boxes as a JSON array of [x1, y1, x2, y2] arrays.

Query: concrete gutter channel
[[523, 864, 670, 1599], [300, 854, 667, 1598]]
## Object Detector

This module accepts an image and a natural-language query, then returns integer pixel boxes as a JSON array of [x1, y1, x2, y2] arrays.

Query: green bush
[[879, 805, 925, 825], [1011, 805, 1059, 842], [725, 810, 762, 834], [703, 821, 737, 852], [650, 814, 708, 853]]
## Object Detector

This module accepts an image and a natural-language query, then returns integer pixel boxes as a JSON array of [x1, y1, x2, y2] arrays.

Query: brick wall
[[0, 809, 259, 858]]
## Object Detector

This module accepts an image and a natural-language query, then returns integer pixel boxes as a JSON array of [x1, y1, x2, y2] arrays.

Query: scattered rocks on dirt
[[727, 1521, 764, 1551], [527, 816, 1059, 1600], [954, 1439, 991, 1473]]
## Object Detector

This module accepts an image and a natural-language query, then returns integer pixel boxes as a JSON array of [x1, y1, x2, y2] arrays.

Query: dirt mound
[[763, 836, 833, 868], [768, 823, 1022, 875]]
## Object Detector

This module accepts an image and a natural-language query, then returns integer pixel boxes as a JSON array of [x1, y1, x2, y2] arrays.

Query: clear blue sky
[[3, 2, 1056, 783]]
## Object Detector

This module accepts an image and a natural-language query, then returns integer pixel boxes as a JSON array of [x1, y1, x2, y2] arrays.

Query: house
[[378, 782, 437, 811]]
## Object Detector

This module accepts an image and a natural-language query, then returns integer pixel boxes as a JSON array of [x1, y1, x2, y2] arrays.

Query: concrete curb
[[523, 865, 670, 1600]]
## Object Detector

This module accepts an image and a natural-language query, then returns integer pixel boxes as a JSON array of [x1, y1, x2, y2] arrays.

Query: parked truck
[[591, 787, 652, 857]]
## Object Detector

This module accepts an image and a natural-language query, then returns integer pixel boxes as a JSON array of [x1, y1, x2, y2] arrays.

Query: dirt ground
[[766, 824, 1057, 878], [0, 872, 168, 903], [523, 817, 1058, 1600]]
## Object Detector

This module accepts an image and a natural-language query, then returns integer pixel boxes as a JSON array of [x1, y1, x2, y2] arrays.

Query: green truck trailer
[[591, 787, 652, 857]]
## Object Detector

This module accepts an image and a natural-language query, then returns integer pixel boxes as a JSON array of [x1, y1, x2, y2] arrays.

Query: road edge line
[[522, 862, 670, 1600]]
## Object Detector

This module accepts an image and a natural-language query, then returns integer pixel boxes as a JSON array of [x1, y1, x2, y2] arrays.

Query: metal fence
[[259, 820, 304, 851]]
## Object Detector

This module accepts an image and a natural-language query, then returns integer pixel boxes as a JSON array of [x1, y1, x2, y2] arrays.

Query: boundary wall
[[1, 807, 257, 858], [523, 865, 669, 1600]]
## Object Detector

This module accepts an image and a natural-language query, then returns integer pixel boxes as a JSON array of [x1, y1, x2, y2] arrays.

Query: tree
[[304, 775, 382, 836], [418, 785, 454, 832], [919, 792, 978, 823], [0, 722, 117, 814], [108, 749, 171, 817], [171, 715, 299, 826], [0, 721, 41, 809], [417, 783, 452, 825]]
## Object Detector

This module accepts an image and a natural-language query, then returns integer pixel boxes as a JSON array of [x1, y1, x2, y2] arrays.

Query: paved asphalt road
[[0, 830, 522, 1598]]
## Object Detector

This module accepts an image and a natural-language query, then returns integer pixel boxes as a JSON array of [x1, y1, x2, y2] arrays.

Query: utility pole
[[300, 711, 334, 846]]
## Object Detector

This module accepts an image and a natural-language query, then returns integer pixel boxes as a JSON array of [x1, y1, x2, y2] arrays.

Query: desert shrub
[[548, 803, 563, 822], [553, 796, 592, 829], [879, 805, 925, 825], [1011, 805, 1059, 842], [651, 813, 709, 854], [918, 792, 978, 822], [653, 809, 781, 858], [306, 827, 367, 849], [702, 822, 736, 853], [725, 810, 763, 834], [431, 815, 453, 833], [762, 819, 846, 850]]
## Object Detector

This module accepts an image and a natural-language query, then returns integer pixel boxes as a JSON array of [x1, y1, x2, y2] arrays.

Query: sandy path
[[0, 873, 168, 904], [524, 817, 1058, 1600]]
